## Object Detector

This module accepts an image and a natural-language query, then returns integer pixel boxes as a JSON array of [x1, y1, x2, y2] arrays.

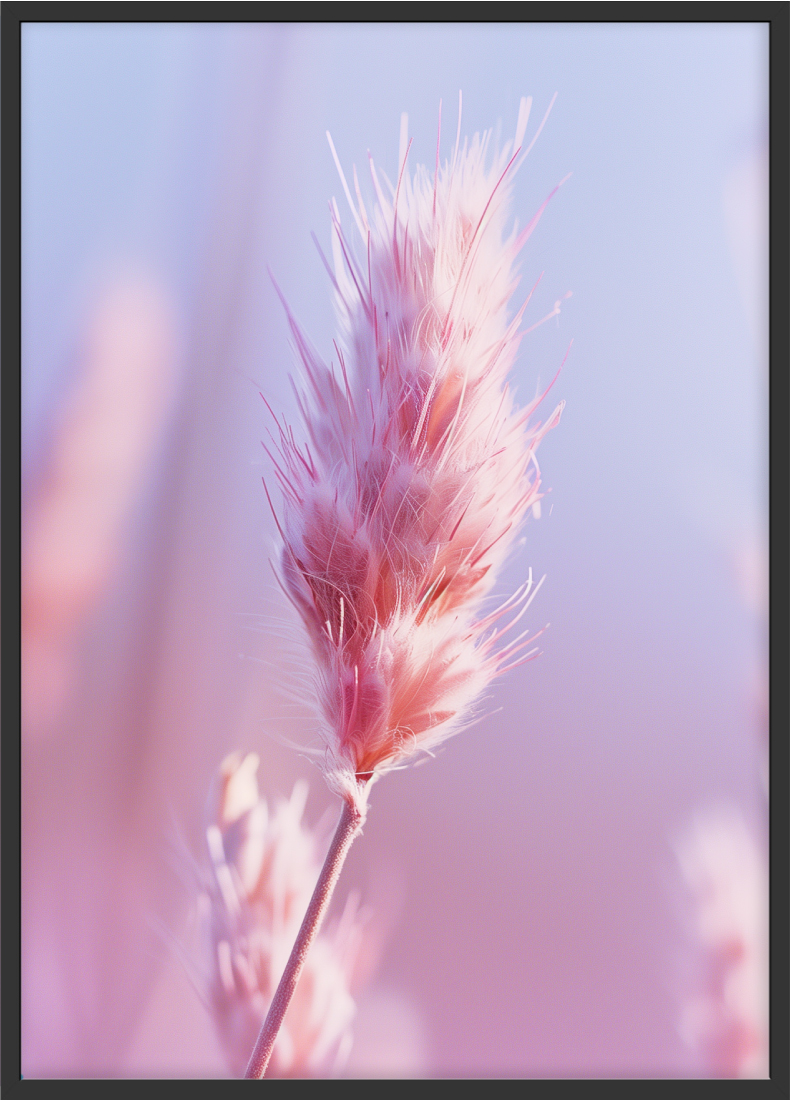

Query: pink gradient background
[[21, 22, 768, 1078]]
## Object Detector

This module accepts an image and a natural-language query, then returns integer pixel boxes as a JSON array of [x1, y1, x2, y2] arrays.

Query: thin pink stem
[[243, 798, 364, 1079]]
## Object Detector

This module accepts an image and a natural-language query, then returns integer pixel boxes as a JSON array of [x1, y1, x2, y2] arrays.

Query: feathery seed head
[[201, 753, 361, 1077], [268, 98, 565, 810]]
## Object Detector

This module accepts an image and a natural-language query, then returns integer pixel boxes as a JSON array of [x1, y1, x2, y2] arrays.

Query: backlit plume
[[267, 98, 566, 810]]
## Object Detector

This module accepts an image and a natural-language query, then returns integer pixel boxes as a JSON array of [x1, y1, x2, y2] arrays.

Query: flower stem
[[243, 797, 364, 1079]]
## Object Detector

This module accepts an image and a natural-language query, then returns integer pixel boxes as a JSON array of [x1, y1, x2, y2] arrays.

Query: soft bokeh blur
[[21, 22, 768, 1078]]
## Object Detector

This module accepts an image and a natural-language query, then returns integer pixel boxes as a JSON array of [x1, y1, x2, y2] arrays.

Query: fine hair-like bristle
[[266, 99, 566, 810]]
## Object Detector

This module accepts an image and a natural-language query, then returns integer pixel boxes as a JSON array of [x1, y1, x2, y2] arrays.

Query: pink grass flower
[[676, 807, 769, 1078], [266, 98, 566, 811], [200, 753, 364, 1078]]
